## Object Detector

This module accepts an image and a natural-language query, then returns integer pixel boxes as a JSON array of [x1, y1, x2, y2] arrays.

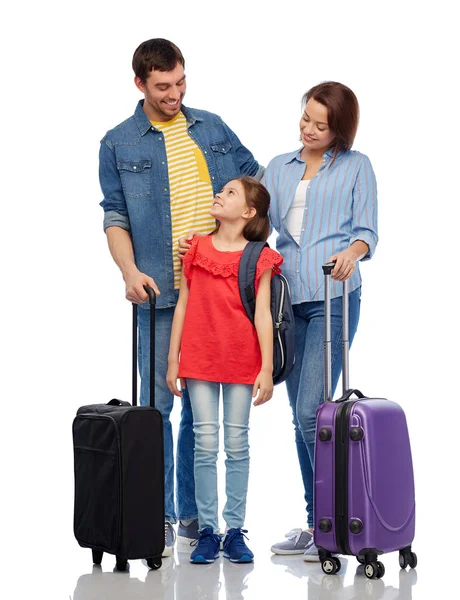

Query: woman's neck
[[300, 146, 329, 162]]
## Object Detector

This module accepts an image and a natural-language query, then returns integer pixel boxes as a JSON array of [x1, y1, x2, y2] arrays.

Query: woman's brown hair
[[303, 82, 359, 161]]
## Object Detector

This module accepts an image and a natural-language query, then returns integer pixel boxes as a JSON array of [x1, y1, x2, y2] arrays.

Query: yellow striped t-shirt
[[150, 112, 216, 289]]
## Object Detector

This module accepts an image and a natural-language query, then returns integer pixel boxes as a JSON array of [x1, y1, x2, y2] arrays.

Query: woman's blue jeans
[[285, 288, 361, 528], [187, 379, 253, 533]]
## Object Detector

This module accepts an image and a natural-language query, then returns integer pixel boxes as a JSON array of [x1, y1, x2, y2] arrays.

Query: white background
[[1, 1, 459, 598]]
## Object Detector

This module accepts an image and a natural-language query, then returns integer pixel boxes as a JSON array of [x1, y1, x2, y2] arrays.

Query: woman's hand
[[177, 230, 197, 259], [166, 361, 185, 398], [252, 369, 274, 406], [328, 249, 357, 281]]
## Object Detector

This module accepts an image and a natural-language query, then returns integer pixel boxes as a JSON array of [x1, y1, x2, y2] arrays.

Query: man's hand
[[252, 369, 274, 406], [177, 230, 198, 259], [123, 267, 160, 303]]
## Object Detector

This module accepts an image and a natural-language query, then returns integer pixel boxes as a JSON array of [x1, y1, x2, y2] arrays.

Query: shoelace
[[304, 537, 316, 551], [190, 529, 220, 548], [284, 528, 304, 544], [225, 528, 250, 547], [164, 521, 176, 545]]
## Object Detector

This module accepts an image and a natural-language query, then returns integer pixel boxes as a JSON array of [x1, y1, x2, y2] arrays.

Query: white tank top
[[286, 179, 310, 243]]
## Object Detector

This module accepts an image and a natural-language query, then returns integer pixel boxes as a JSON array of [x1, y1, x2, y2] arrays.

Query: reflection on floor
[[72, 541, 418, 600]]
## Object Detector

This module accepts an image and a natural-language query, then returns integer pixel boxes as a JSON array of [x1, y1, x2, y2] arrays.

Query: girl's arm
[[253, 269, 274, 406], [166, 270, 189, 397]]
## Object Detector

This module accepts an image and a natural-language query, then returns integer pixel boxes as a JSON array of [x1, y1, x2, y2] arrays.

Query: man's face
[[135, 63, 186, 121]]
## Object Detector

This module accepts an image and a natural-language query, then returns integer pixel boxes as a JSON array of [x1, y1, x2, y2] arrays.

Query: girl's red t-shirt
[[178, 234, 283, 384]]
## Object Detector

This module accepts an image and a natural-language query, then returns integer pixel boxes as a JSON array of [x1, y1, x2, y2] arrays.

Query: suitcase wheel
[[147, 556, 162, 570], [321, 557, 341, 575], [116, 556, 128, 572], [92, 550, 103, 565], [399, 550, 417, 570], [364, 561, 385, 579]]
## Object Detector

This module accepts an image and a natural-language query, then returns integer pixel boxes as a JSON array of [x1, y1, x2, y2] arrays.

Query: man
[[99, 38, 263, 556]]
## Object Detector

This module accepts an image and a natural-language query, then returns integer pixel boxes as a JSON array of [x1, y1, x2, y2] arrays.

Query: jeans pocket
[[117, 159, 151, 199]]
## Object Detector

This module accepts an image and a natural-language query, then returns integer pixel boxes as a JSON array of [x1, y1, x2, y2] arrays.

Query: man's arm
[[222, 121, 265, 180], [99, 140, 159, 302], [106, 226, 160, 302]]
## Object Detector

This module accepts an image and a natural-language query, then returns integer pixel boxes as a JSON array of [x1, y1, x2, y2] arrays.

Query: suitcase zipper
[[335, 400, 356, 555]]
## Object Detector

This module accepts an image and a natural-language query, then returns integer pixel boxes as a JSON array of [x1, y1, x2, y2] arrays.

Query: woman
[[266, 81, 378, 561]]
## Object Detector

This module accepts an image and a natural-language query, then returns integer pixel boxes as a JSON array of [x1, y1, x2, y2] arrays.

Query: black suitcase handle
[[132, 285, 156, 408]]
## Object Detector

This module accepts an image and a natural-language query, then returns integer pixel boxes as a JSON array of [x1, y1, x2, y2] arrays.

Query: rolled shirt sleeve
[[99, 139, 131, 233]]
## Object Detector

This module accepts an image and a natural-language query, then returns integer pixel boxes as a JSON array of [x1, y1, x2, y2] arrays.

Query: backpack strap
[[238, 241, 269, 325]]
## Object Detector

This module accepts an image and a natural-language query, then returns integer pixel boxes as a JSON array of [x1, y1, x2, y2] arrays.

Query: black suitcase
[[72, 287, 165, 571]]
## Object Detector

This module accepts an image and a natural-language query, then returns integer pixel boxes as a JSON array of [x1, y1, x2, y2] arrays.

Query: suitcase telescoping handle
[[322, 263, 364, 403], [132, 285, 156, 408]]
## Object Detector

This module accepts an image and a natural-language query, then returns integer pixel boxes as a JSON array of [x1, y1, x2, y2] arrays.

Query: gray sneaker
[[270, 528, 313, 555], [177, 519, 199, 544], [303, 538, 338, 562], [163, 521, 176, 557]]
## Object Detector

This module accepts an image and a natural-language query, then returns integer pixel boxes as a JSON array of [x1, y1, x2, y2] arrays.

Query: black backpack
[[238, 242, 295, 385]]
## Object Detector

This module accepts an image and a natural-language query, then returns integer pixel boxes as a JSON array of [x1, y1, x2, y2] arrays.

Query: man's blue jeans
[[285, 288, 361, 528], [138, 306, 197, 523], [187, 379, 253, 533]]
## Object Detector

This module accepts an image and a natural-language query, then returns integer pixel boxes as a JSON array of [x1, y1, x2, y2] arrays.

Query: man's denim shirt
[[100, 101, 264, 309]]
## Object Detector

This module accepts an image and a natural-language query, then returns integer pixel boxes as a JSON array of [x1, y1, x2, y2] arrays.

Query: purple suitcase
[[314, 263, 417, 579]]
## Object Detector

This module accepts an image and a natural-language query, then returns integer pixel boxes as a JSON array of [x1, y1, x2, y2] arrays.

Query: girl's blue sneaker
[[223, 528, 254, 563], [190, 527, 221, 564]]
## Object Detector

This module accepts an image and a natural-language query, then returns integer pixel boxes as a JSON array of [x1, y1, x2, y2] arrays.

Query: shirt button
[[162, 161, 165, 165], [133, 166, 137, 170], [164, 188, 168, 192], [204, 150, 207, 154], [296, 270, 300, 273], [212, 176, 215, 180], [165, 215, 169, 219], [159, 137, 163, 141]]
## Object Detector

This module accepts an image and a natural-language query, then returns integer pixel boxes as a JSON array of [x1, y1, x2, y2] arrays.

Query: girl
[[166, 176, 283, 564], [265, 82, 378, 561]]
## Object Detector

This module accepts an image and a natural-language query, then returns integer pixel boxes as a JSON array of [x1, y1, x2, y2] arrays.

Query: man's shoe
[[162, 521, 176, 558], [190, 527, 221, 564], [223, 528, 254, 563], [178, 519, 199, 543], [270, 528, 313, 555]]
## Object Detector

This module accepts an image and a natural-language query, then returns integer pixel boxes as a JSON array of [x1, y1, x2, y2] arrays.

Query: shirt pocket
[[117, 159, 151, 199], [210, 140, 238, 181]]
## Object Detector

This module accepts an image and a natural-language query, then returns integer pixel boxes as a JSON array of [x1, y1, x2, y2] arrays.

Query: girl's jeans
[[187, 379, 253, 533]]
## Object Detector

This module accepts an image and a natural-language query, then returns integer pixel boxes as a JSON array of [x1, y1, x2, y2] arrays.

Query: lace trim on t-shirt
[[193, 250, 240, 277], [255, 248, 283, 281]]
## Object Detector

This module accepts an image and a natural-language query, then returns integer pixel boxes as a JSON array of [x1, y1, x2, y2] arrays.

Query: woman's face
[[299, 98, 335, 152]]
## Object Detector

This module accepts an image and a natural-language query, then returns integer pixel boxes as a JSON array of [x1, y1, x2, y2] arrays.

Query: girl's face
[[300, 98, 335, 152], [210, 180, 255, 221]]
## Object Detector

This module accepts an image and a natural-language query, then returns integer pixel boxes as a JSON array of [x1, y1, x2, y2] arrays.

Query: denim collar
[[134, 100, 203, 135]]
